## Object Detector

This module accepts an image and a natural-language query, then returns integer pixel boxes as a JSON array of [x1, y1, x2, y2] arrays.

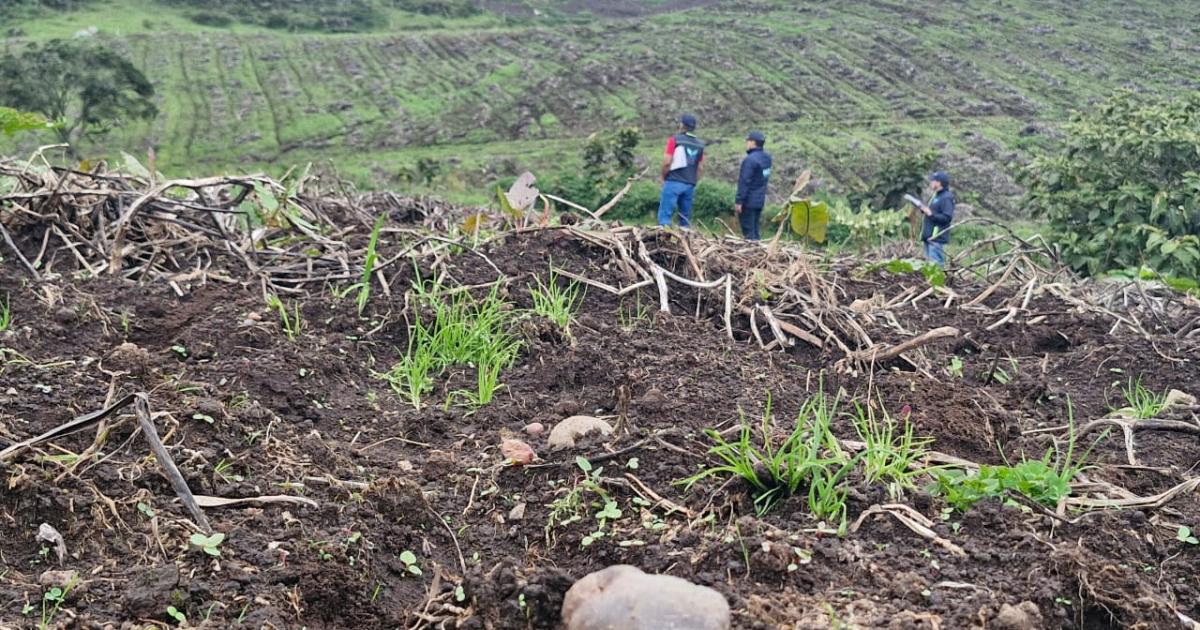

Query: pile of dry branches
[[2, 151, 1196, 366], [0, 151, 464, 294]]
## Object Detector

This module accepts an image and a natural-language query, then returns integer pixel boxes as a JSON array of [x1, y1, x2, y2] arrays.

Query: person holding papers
[[908, 171, 956, 267]]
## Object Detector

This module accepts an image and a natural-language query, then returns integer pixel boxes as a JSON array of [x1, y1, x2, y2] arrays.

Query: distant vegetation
[[1026, 90, 1200, 279], [162, 0, 386, 32], [0, 40, 157, 152], [164, 0, 480, 31], [1, 0, 94, 30], [1, 0, 1199, 221]]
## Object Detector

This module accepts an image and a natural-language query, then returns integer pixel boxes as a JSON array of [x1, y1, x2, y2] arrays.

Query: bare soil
[[1, 227, 1199, 629]]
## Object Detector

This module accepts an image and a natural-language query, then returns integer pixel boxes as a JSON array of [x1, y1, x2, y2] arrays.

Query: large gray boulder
[[562, 565, 730, 630]]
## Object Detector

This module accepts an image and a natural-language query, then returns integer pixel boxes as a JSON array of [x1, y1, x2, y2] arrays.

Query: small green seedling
[[265, 293, 304, 340], [167, 605, 187, 624], [192, 413, 215, 424], [189, 532, 225, 557], [40, 573, 78, 630], [136, 502, 156, 518], [399, 550, 422, 576], [1178, 525, 1198, 545], [170, 345, 188, 358], [946, 356, 963, 379], [0, 293, 11, 332]]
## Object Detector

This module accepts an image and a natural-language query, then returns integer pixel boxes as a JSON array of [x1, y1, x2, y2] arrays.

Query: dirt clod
[[500, 438, 536, 465], [548, 415, 614, 450], [992, 601, 1044, 630], [561, 565, 730, 630]]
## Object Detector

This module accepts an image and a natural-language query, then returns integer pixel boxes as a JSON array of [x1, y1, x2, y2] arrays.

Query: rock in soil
[[548, 415, 613, 450], [991, 601, 1043, 630], [524, 422, 546, 437], [562, 565, 730, 630]]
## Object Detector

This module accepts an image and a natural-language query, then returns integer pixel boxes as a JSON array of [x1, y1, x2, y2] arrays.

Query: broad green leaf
[[121, 151, 151, 179], [789, 199, 829, 243]]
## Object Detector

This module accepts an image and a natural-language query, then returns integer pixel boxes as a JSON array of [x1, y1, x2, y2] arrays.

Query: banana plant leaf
[[789, 199, 830, 243]]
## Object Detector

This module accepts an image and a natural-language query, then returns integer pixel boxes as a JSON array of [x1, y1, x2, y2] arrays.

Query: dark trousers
[[738, 206, 763, 240]]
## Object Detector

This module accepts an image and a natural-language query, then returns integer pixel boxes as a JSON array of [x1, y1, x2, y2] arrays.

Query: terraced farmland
[[5, 0, 1200, 209]]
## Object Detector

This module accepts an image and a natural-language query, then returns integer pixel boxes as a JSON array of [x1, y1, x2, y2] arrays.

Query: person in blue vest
[[658, 113, 706, 228], [921, 171, 956, 267], [735, 130, 773, 240]]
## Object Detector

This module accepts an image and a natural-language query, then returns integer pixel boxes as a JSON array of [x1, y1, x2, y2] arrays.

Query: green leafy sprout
[[378, 275, 521, 411], [677, 392, 864, 529], [1116, 376, 1167, 419], [39, 573, 78, 630], [0, 293, 11, 332], [849, 402, 934, 497], [167, 605, 187, 624], [189, 532, 226, 557], [528, 267, 583, 333], [931, 403, 1100, 511], [265, 293, 304, 340], [356, 214, 387, 315], [399, 550, 423, 576]]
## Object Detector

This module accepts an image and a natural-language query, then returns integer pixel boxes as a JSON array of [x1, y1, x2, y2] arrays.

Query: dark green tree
[[1024, 90, 1200, 278], [0, 40, 157, 152]]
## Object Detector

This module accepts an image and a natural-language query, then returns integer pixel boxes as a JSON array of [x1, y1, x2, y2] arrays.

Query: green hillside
[[3, 0, 1198, 212]]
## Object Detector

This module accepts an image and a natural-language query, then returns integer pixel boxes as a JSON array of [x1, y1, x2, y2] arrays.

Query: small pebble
[[525, 422, 546, 437]]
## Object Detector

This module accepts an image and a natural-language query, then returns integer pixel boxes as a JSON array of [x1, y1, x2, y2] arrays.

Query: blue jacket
[[736, 147, 772, 209], [922, 189, 955, 244]]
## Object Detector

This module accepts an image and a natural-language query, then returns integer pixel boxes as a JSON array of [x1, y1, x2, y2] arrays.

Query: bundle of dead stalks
[[0, 148, 466, 295], [2, 152, 1196, 370]]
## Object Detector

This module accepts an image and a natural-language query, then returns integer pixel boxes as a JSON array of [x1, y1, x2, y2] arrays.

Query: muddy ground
[[1, 227, 1199, 629]]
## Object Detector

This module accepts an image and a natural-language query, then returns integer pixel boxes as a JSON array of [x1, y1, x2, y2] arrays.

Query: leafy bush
[[849, 150, 937, 211], [383, 0, 481, 18], [188, 11, 233, 27], [159, 0, 385, 32], [0, 40, 156, 150], [930, 407, 1097, 511], [1025, 90, 1200, 278], [828, 200, 907, 247], [0, 107, 49, 136]]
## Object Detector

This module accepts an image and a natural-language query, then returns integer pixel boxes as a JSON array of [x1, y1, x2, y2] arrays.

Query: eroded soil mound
[[1, 173, 1198, 629]]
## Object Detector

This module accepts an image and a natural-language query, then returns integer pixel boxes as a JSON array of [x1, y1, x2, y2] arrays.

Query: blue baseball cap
[[679, 113, 697, 131], [928, 171, 950, 187], [746, 130, 766, 144]]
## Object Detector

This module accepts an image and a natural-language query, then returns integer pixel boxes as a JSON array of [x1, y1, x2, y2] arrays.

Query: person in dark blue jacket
[[921, 171, 955, 267], [735, 130, 772, 240]]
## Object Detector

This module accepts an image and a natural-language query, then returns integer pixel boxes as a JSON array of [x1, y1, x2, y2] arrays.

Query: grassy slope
[[3, 0, 1198, 209]]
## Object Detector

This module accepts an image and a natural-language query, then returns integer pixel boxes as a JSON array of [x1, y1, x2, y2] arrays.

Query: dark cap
[[679, 113, 697, 131], [746, 130, 766, 145], [928, 171, 950, 187]]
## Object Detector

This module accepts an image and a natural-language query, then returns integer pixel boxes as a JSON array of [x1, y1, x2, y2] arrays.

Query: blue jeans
[[658, 180, 696, 227], [738, 206, 763, 240], [924, 241, 946, 267]]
